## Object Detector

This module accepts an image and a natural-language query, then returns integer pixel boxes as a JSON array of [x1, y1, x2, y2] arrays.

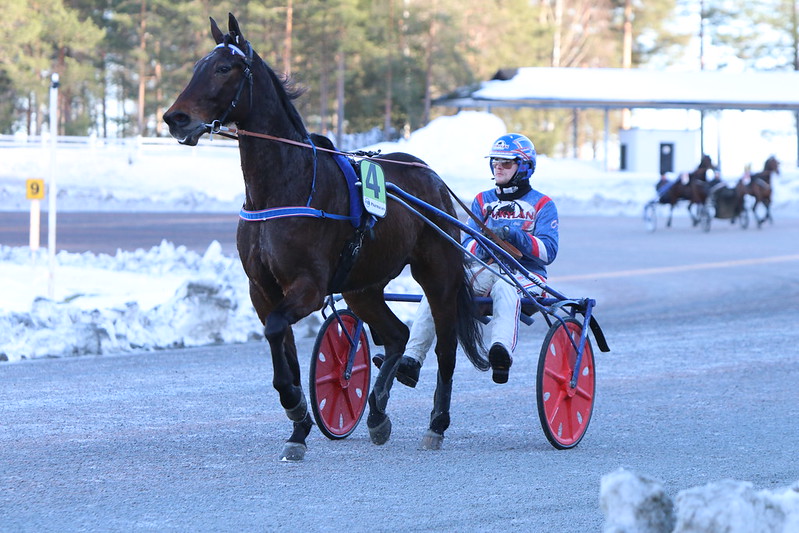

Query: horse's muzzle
[[162, 111, 205, 146]]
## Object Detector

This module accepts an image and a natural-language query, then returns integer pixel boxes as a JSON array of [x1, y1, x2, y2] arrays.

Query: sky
[[1, 111, 798, 362]]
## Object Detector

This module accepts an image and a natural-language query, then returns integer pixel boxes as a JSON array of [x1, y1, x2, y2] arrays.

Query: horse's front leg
[[752, 200, 765, 228], [262, 278, 324, 462], [688, 202, 699, 226]]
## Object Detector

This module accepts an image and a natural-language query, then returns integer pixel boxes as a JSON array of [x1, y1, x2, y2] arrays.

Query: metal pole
[[604, 108, 610, 171], [47, 73, 59, 299]]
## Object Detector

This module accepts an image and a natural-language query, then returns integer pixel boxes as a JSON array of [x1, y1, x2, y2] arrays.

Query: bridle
[[202, 38, 254, 138]]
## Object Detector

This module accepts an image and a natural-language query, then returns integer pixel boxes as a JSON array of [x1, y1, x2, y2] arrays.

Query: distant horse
[[654, 173, 695, 227], [686, 154, 718, 222], [737, 156, 778, 228], [163, 13, 487, 460], [654, 155, 716, 227]]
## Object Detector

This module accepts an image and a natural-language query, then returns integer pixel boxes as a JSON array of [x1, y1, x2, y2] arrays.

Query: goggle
[[490, 158, 517, 170]]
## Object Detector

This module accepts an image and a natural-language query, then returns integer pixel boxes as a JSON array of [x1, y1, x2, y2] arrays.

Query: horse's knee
[[265, 312, 289, 343]]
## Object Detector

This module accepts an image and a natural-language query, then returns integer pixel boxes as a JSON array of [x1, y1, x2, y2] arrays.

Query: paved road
[[2, 213, 799, 532], [0, 211, 239, 255]]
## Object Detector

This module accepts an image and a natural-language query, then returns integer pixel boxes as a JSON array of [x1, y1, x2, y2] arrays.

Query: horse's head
[[689, 154, 716, 182], [764, 155, 780, 175], [700, 154, 717, 170], [163, 14, 255, 146]]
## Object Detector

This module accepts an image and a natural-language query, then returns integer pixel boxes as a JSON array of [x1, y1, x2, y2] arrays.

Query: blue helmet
[[487, 133, 537, 184]]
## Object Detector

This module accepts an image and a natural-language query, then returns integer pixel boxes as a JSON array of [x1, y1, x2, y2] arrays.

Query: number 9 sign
[[26, 179, 45, 200]]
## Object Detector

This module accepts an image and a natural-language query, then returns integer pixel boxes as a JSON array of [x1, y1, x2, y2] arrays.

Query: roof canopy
[[434, 67, 799, 112]]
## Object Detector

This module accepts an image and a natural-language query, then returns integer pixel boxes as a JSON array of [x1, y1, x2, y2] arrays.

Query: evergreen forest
[[2, 0, 799, 156]]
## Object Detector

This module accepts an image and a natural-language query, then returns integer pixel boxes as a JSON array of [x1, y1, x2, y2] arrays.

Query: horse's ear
[[210, 17, 224, 44], [228, 13, 245, 46]]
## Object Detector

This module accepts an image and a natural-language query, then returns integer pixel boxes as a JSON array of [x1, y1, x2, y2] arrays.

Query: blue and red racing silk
[[462, 187, 559, 280]]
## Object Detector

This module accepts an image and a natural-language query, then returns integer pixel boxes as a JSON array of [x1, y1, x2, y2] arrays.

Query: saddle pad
[[332, 153, 364, 229]]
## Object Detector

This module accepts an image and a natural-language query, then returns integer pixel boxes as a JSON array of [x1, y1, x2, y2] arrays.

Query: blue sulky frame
[[311, 181, 610, 448]]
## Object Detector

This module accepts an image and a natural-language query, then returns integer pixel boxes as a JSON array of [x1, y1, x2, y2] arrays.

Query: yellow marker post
[[26, 178, 45, 251]]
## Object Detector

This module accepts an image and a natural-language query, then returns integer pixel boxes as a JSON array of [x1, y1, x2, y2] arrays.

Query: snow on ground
[[1, 111, 798, 362]]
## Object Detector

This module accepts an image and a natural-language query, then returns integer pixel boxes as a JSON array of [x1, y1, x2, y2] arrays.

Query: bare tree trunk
[[792, 0, 798, 163], [792, 0, 798, 70], [552, 0, 563, 67], [422, 2, 438, 126], [320, 57, 329, 135], [384, 0, 394, 140], [36, 93, 44, 136], [100, 53, 108, 138], [336, 51, 345, 148], [154, 42, 163, 137], [621, 0, 632, 129], [26, 93, 33, 135], [283, 0, 293, 76], [137, 0, 147, 136]]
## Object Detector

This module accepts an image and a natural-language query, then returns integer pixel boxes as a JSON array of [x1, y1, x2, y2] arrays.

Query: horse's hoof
[[368, 416, 392, 445], [420, 430, 444, 450], [279, 442, 307, 462]]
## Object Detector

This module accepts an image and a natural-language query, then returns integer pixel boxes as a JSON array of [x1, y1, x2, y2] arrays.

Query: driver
[[396, 133, 559, 387]]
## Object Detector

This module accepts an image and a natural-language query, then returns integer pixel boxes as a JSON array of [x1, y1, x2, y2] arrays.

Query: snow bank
[[0, 241, 260, 362], [601, 468, 799, 533], [2, 110, 799, 362], [0, 240, 423, 363]]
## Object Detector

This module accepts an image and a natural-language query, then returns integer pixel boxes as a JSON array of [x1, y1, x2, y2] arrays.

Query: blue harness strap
[[239, 150, 365, 229], [239, 206, 357, 222]]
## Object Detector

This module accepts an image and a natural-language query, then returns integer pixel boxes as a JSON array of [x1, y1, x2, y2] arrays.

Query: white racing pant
[[404, 265, 544, 365]]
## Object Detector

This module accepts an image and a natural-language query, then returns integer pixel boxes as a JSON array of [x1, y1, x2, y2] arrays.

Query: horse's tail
[[456, 272, 489, 371]]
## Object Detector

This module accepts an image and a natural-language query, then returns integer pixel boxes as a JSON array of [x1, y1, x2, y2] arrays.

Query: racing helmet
[[487, 133, 537, 185]]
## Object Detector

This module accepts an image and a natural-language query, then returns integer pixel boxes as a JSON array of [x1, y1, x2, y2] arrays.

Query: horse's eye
[[217, 65, 232, 74]]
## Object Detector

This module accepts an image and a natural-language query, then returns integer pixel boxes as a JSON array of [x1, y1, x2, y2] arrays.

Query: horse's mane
[[253, 50, 309, 137]]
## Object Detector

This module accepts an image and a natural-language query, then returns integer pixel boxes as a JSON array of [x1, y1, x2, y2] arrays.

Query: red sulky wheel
[[309, 310, 371, 440], [536, 317, 596, 449]]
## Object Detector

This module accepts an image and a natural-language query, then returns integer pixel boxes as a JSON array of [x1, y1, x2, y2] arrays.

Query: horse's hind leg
[[343, 287, 409, 446], [414, 267, 463, 451]]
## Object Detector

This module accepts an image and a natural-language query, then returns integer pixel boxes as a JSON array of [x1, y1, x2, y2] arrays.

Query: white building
[[618, 128, 700, 175]]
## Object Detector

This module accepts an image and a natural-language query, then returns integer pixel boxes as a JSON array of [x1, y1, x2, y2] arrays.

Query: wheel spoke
[[548, 389, 567, 425], [574, 385, 593, 401], [314, 363, 339, 385], [544, 366, 568, 384]]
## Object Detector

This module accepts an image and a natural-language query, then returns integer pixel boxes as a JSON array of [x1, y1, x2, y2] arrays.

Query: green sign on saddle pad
[[359, 160, 387, 218]]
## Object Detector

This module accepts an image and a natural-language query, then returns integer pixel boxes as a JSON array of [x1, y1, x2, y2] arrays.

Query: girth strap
[[239, 205, 359, 222]]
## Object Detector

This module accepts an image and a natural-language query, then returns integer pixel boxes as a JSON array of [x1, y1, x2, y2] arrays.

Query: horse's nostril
[[164, 111, 190, 127]]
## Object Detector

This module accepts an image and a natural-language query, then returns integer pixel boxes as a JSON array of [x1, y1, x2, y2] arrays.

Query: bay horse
[[685, 154, 718, 225], [737, 156, 778, 228], [163, 13, 487, 461], [653, 155, 717, 228], [654, 172, 696, 228]]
